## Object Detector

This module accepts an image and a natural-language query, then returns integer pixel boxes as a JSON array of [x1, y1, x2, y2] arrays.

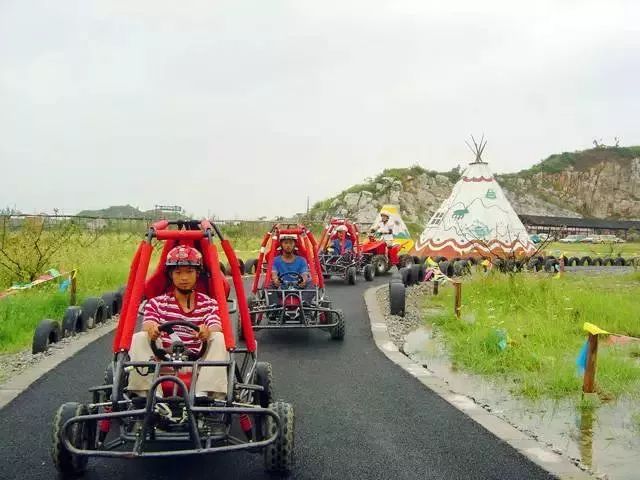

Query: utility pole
[[306, 196, 310, 214]]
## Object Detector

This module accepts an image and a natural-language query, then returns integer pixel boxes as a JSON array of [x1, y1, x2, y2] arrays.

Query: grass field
[[0, 231, 266, 354], [542, 241, 640, 258], [424, 271, 640, 401]]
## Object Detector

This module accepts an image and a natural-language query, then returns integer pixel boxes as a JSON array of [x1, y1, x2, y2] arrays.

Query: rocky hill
[[308, 146, 640, 229]]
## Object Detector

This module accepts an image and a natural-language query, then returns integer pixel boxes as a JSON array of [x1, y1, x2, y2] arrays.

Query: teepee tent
[[413, 137, 535, 259], [370, 204, 414, 253]]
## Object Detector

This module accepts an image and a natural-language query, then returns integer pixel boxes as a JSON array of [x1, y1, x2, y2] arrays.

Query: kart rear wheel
[[52, 402, 91, 476], [371, 254, 389, 276], [255, 362, 273, 408], [363, 264, 374, 281], [329, 310, 345, 340], [263, 401, 295, 475], [346, 266, 356, 285]]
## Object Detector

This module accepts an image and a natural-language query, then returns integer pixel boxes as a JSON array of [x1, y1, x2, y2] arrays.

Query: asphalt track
[[0, 277, 555, 480]]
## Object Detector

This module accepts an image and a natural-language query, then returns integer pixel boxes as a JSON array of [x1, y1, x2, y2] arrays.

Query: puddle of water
[[403, 326, 640, 479]]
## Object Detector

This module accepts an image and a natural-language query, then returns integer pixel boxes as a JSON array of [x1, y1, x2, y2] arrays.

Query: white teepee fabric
[[414, 161, 535, 259]]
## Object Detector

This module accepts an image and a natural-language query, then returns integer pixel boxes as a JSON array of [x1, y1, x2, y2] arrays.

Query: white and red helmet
[[166, 245, 203, 267]]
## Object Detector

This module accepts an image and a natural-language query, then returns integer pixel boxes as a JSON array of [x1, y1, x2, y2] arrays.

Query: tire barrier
[[81, 297, 106, 329], [61, 306, 85, 336], [32, 319, 61, 354], [389, 281, 406, 317], [32, 287, 125, 354]]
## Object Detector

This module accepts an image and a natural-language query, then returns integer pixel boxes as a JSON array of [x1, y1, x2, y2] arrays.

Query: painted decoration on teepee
[[414, 136, 535, 259], [370, 204, 414, 253]]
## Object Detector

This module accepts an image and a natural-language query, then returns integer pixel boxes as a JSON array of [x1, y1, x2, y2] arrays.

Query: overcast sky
[[1, 0, 638, 218]]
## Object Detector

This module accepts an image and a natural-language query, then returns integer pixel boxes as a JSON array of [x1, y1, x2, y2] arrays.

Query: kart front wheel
[[363, 263, 375, 281], [371, 254, 389, 276], [52, 402, 91, 476], [264, 401, 295, 475], [255, 361, 273, 408], [329, 309, 345, 340], [346, 266, 356, 285]]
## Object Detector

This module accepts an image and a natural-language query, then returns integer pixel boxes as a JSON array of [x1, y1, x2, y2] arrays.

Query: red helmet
[[166, 245, 202, 267]]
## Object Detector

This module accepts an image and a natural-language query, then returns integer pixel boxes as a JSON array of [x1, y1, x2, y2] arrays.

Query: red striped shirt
[[143, 292, 221, 352]]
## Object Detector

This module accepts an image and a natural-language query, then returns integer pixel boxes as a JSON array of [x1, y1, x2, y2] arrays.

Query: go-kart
[[51, 219, 294, 477], [360, 233, 403, 275], [316, 218, 375, 284], [247, 224, 345, 340]]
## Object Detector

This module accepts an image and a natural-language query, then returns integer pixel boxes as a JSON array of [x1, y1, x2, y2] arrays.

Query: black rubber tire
[[346, 266, 357, 285], [527, 257, 541, 271], [593, 257, 603, 266], [453, 260, 470, 276], [568, 257, 580, 267], [364, 264, 375, 281], [244, 259, 257, 275], [398, 267, 410, 286], [580, 256, 593, 266], [62, 306, 85, 337], [235, 258, 245, 275], [409, 264, 421, 285], [263, 401, 295, 474], [80, 297, 106, 329], [329, 310, 345, 340], [417, 264, 427, 282], [613, 257, 625, 266], [412, 255, 421, 264], [219, 262, 227, 275], [389, 282, 405, 316], [32, 319, 61, 354], [464, 257, 478, 265], [544, 258, 558, 272], [433, 256, 447, 263], [602, 257, 612, 266], [255, 362, 273, 408], [113, 291, 123, 315], [371, 254, 389, 276], [51, 402, 90, 476], [438, 260, 454, 277], [100, 292, 117, 320]]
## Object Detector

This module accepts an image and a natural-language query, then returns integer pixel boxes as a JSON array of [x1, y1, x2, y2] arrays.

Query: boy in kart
[[328, 225, 353, 255], [127, 245, 229, 399], [269, 233, 314, 304]]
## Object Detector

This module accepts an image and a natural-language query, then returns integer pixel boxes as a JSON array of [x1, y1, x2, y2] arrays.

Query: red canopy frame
[[113, 219, 257, 354], [317, 217, 362, 254], [251, 224, 324, 294]]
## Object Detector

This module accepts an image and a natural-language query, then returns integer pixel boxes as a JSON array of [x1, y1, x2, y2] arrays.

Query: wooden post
[[582, 333, 599, 394], [70, 270, 77, 306], [454, 281, 462, 319], [433, 280, 439, 296], [559, 255, 565, 274]]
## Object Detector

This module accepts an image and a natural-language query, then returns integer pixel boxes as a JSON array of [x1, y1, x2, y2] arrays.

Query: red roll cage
[[317, 218, 362, 254], [251, 224, 324, 293], [113, 219, 257, 354]]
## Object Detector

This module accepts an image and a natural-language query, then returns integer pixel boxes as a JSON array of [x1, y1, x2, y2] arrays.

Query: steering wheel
[[278, 272, 305, 288], [150, 320, 208, 361]]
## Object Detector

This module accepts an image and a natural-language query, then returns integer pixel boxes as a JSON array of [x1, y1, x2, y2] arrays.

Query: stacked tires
[[32, 289, 124, 354]]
